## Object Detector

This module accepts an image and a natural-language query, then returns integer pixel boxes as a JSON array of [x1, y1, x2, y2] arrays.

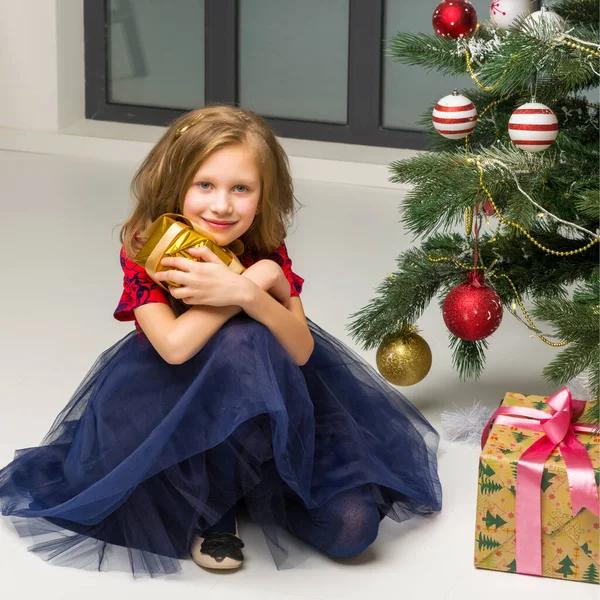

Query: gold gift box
[[133, 213, 245, 290], [475, 392, 599, 584]]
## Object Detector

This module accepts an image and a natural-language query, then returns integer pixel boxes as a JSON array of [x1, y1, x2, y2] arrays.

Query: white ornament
[[508, 102, 558, 152], [432, 91, 478, 139], [525, 7, 565, 29], [490, 0, 533, 29]]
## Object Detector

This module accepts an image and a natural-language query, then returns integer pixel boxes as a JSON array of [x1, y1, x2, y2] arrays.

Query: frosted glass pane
[[108, 0, 204, 110], [239, 0, 349, 124], [584, 87, 599, 104], [383, 0, 491, 130]]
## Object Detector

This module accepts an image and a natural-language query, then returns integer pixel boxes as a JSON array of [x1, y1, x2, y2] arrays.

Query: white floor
[[0, 150, 595, 599]]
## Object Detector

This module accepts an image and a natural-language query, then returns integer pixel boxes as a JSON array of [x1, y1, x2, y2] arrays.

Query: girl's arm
[[240, 286, 314, 365], [240, 259, 291, 308], [134, 303, 242, 365], [135, 257, 283, 365], [154, 248, 313, 365]]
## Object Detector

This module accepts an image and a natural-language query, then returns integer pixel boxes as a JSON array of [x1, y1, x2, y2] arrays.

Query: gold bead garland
[[494, 272, 569, 347], [464, 48, 507, 91], [562, 39, 600, 57]]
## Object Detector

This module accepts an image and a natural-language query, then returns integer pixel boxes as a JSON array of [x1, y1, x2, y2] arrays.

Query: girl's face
[[182, 143, 261, 246]]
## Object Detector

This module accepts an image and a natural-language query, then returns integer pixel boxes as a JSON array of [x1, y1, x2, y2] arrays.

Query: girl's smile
[[201, 217, 238, 232]]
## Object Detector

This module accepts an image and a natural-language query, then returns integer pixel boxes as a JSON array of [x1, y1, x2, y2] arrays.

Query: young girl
[[0, 106, 442, 576]]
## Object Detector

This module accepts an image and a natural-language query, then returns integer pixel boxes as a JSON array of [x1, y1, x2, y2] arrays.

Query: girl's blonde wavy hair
[[120, 105, 297, 260]]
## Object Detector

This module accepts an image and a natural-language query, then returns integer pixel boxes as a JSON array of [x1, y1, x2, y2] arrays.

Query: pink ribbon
[[481, 388, 599, 576]]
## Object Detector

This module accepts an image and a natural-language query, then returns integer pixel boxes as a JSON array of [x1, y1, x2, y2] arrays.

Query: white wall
[[0, 0, 84, 131]]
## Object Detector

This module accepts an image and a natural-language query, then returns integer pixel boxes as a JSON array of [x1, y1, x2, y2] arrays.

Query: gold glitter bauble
[[376, 331, 432, 386]]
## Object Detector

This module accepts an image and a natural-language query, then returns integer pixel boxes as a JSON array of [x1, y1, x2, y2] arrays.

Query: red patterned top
[[114, 244, 304, 326]]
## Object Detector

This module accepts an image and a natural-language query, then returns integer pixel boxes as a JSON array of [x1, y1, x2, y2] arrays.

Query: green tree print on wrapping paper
[[555, 555, 576, 578], [541, 469, 556, 493], [595, 468, 600, 487], [506, 559, 517, 573], [512, 431, 529, 444], [581, 542, 592, 556], [582, 563, 599, 584], [484, 510, 507, 529], [478, 461, 502, 495], [479, 461, 495, 479], [477, 533, 501, 551], [480, 479, 503, 495], [533, 400, 548, 411]]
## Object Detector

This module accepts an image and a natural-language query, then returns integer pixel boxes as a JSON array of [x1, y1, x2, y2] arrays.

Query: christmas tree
[[349, 0, 599, 420]]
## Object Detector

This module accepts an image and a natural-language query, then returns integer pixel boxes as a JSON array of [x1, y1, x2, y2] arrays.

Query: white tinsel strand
[[459, 31, 504, 63], [441, 401, 496, 445], [476, 156, 599, 239], [566, 373, 593, 402]]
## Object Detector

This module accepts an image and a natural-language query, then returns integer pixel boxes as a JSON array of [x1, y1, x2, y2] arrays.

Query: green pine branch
[[479, 16, 599, 98], [449, 335, 488, 380], [532, 272, 600, 401], [388, 18, 599, 99], [347, 244, 452, 349], [553, 0, 600, 28], [574, 189, 600, 220], [387, 32, 475, 76], [393, 146, 598, 240]]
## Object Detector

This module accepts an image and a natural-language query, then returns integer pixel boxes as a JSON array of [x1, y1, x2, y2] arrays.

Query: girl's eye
[[233, 185, 248, 193], [197, 182, 211, 190]]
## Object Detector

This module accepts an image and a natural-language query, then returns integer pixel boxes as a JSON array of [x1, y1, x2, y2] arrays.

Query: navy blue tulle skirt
[[0, 316, 441, 576]]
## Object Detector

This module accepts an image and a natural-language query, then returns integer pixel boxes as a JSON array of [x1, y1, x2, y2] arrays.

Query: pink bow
[[481, 388, 599, 576]]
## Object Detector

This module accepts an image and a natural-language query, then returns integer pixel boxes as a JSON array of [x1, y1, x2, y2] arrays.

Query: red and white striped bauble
[[508, 102, 559, 152], [432, 91, 478, 139]]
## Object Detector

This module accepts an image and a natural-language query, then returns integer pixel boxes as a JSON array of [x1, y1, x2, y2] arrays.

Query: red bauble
[[442, 272, 503, 341], [432, 0, 478, 39]]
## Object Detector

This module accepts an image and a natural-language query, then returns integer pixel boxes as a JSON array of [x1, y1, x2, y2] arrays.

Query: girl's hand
[[154, 246, 252, 307]]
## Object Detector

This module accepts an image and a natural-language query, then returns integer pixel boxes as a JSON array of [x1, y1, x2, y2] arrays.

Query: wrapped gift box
[[475, 391, 599, 584], [134, 213, 245, 290]]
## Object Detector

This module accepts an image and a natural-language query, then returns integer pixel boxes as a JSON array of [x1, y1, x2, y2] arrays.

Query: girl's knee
[[218, 318, 265, 349], [324, 498, 380, 559]]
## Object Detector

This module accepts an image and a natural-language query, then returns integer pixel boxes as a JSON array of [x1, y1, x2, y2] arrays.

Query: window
[[85, 0, 494, 149]]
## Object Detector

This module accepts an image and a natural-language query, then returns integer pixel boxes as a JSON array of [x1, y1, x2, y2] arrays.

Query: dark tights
[[200, 440, 381, 558]]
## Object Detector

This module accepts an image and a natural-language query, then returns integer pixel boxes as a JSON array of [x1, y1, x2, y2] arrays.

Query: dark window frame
[[84, 0, 429, 150]]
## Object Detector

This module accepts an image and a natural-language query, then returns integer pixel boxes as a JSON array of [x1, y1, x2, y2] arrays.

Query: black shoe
[[191, 530, 245, 570]]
